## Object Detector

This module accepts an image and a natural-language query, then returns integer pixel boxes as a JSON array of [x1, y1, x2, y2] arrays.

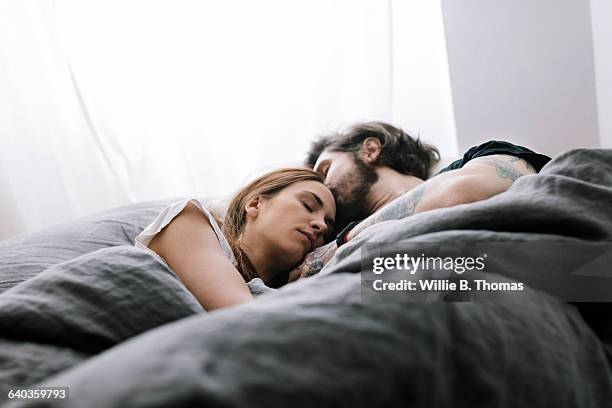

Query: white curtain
[[1, 0, 455, 239]]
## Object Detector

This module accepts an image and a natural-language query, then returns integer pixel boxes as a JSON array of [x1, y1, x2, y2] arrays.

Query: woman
[[135, 168, 336, 311]]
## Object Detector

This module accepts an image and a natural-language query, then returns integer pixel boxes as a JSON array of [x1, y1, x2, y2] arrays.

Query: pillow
[[0, 197, 219, 294]]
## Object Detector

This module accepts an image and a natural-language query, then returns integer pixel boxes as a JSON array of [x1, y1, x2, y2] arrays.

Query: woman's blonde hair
[[222, 167, 324, 281]]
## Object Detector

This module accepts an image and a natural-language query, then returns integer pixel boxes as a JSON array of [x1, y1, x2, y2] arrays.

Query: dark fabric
[[436, 140, 552, 174]]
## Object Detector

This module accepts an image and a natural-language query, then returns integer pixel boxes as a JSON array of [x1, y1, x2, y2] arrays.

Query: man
[[288, 121, 551, 281]]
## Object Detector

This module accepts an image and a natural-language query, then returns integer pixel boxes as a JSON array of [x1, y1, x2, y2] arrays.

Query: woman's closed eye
[[302, 201, 313, 212]]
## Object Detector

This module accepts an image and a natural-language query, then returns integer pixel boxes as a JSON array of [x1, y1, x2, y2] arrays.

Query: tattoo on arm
[[300, 241, 338, 278], [303, 256, 325, 277], [381, 183, 426, 221], [348, 183, 426, 239]]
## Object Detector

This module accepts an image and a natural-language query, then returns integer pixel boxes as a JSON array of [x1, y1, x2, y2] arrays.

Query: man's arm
[[347, 154, 536, 240], [287, 240, 338, 282], [291, 154, 536, 280]]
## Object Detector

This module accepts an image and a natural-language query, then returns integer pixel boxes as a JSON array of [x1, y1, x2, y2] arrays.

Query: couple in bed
[[136, 121, 551, 311]]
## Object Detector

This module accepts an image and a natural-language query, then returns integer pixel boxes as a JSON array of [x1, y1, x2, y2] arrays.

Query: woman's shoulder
[[135, 198, 236, 266]]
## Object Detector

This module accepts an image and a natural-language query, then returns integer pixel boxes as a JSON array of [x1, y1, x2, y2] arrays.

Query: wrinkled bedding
[[1, 149, 611, 407]]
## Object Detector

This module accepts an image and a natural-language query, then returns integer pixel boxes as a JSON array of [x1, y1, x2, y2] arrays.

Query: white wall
[[591, 0, 612, 148], [441, 0, 600, 156], [391, 0, 459, 158]]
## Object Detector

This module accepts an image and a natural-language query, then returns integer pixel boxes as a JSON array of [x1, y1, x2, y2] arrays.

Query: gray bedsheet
[[1, 149, 611, 407]]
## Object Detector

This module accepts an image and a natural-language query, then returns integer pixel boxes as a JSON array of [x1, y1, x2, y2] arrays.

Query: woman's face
[[244, 180, 336, 274]]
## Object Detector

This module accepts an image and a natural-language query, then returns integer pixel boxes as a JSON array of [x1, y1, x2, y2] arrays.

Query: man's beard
[[329, 157, 378, 231]]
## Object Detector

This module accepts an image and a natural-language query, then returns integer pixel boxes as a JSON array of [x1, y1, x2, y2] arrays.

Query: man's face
[[313, 150, 378, 228]]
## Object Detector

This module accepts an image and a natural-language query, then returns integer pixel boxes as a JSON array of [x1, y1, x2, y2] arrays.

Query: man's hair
[[306, 121, 440, 180]]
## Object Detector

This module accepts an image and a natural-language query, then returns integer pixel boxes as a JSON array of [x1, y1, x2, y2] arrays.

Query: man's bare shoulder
[[429, 154, 536, 183], [462, 154, 537, 177]]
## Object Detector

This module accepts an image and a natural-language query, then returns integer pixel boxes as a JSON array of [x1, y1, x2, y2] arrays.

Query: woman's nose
[[311, 218, 327, 237]]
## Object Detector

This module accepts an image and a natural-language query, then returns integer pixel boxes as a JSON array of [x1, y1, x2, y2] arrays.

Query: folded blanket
[[0, 246, 202, 394]]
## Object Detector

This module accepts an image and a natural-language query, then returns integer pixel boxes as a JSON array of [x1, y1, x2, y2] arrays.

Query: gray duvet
[[1, 149, 611, 407]]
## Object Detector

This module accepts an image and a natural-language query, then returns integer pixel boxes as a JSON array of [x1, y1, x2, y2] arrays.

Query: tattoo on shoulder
[[506, 155, 536, 173], [479, 158, 525, 181]]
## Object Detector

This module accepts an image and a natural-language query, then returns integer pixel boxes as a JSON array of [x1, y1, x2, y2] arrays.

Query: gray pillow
[[0, 198, 178, 294]]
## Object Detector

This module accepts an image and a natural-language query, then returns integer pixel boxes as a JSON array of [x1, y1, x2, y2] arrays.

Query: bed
[[0, 148, 611, 407]]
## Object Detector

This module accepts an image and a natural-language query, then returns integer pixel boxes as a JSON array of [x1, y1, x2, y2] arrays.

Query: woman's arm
[[149, 203, 253, 311]]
